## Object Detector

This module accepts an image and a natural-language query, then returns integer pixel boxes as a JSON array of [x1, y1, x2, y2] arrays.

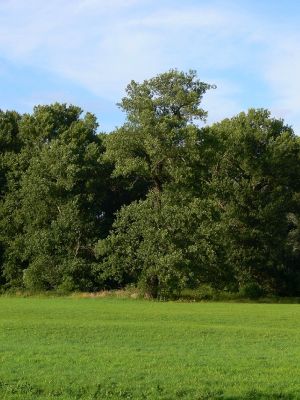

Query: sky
[[0, 0, 300, 133]]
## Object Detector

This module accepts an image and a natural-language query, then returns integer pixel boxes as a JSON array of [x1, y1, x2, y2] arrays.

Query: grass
[[1, 298, 300, 399]]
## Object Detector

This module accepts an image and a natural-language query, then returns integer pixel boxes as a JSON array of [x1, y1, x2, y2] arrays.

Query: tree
[[0, 110, 22, 198], [97, 190, 227, 298], [104, 69, 216, 194], [2, 72, 300, 298], [1, 104, 110, 291], [208, 109, 300, 294], [99, 70, 217, 297], [0, 110, 23, 287]]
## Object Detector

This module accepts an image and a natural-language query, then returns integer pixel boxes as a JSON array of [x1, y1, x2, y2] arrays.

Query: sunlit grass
[[1, 297, 300, 399]]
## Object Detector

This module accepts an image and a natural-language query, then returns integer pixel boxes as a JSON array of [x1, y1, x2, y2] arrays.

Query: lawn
[[1, 297, 300, 399]]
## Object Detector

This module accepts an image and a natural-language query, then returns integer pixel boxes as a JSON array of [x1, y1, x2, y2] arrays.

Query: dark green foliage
[[0, 71, 300, 297], [104, 69, 215, 192], [96, 192, 225, 298], [1, 104, 110, 291], [0, 110, 22, 197], [99, 70, 221, 297], [0, 110, 23, 285], [209, 109, 300, 294]]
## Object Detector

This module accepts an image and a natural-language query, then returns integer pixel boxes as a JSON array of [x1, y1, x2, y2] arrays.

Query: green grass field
[[1, 298, 300, 399]]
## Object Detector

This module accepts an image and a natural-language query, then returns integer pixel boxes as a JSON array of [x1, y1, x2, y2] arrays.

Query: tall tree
[[1, 104, 109, 291], [104, 69, 215, 194], [0, 110, 22, 286], [99, 70, 217, 297], [97, 191, 226, 298], [209, 109, 300, 294]]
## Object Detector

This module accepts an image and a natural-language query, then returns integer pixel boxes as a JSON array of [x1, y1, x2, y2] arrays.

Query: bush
[[239, 283, 265, 299]]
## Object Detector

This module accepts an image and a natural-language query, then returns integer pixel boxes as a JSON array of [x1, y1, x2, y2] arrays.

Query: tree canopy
[[1, 70, 300, 298]]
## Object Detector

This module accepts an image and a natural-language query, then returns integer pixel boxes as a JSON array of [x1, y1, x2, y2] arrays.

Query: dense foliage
[[1, 70, 299, 297]]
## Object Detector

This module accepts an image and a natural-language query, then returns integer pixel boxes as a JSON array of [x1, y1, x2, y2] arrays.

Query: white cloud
[[0, 0, 299, 131], [260, 35, 300, 133], [0, 2, 247, 74], [0, 0, 165, 98]]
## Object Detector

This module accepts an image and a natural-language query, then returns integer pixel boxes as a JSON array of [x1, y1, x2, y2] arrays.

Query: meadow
[[1, 297, 300, 399]]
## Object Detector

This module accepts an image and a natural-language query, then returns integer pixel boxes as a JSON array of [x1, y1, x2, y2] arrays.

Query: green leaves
[[0, 104, 109, 291], [105, 70, 215, 192], [97, 191, 224, 298], [119, 69, 215, 122], [1, 73, 300, 298], [208, 109, 300, 293]]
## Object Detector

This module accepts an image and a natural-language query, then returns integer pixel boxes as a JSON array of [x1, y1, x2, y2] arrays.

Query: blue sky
[[1, 0, 300, 133]]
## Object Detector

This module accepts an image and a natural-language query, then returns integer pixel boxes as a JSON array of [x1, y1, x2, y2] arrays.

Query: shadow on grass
[[215, 392, 298, 400], [1, 381, 299, 400], [172, 389, 300, 399]]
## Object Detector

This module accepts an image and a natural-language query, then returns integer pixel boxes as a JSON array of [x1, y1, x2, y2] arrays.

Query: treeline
[[1, 70, 300, 298]]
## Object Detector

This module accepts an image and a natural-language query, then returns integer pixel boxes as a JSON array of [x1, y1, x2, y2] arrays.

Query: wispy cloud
[[261, 35, 300, 130], [0, 0, 299, 132]]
